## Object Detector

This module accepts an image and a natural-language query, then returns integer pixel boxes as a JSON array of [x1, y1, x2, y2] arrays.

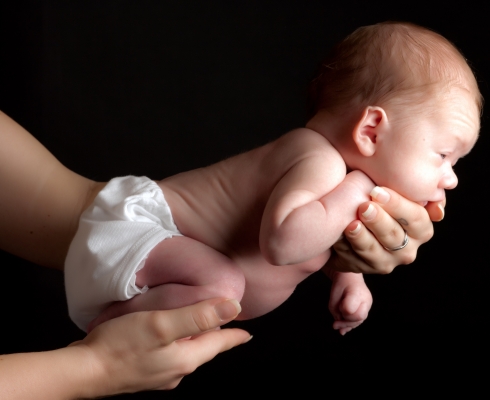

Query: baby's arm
[[324, 268, 373, 335], [260, 130, 375, 266]]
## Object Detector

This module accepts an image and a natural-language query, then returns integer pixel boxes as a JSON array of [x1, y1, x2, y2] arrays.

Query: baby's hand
[[328, 271, 373, 335]]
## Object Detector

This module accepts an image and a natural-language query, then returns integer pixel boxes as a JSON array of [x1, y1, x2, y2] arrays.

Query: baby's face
[[368, 89, 480, 205]]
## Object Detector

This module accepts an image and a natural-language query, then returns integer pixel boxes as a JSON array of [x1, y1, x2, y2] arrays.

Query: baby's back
[[157, 128, 344, 317], [159, 128, 340, 255]]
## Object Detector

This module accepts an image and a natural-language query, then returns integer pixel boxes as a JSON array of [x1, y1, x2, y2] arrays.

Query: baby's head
[[307, 21, 482, 205]]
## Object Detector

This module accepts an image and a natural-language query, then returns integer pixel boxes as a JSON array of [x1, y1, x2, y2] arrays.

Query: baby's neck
[[305, 109, 360, 171]]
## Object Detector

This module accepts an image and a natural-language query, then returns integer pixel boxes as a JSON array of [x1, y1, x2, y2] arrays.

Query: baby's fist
[[328, 272, 373, 335]]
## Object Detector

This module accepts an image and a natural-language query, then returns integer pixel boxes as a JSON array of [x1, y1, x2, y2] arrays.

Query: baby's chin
[[417, 200, 446, 207]]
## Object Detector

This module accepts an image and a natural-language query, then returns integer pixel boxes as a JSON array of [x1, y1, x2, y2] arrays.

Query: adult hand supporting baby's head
[[326, 187, 442, 274]]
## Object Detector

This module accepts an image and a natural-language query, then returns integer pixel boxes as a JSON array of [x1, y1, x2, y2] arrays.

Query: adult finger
[[341, 220, 414, 273], [149, 298, 247, 345], [357, 202, 408, 251], [426, 200, 445, 222], [150, 327, 252, 391], [328, 236, 377, 273], [331, 188, 439, 274], [176, 327, 252, 371], [367, 187, 434, 244]]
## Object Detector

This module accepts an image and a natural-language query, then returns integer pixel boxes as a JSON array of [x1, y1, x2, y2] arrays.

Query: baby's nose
[[441, 169, 458, 190]]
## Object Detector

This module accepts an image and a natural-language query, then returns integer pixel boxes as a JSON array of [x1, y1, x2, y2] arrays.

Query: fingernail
[[348, 222, 361, 235], [437, 203, 445, 221], [361, 204, 377, 220], [243, 335, 254, 344], [370, 186, 390, 204], [214, 299, 241, 321]]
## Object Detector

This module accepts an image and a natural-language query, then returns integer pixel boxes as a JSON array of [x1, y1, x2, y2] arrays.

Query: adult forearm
[[0, 111, 105, 269], [0, 347, 97, 400]]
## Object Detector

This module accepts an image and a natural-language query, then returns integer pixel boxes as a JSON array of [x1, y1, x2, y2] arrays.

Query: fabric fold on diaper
[[64, 176, 182, 331]]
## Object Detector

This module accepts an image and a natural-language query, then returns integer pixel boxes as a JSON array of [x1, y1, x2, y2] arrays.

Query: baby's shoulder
[[279, 128, 335, 150], [274, 128, 342, 162]]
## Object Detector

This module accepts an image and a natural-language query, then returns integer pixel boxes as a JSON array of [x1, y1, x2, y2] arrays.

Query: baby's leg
[[87, 236, 245, 331]]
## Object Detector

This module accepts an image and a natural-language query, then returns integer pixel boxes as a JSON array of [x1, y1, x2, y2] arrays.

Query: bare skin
[[0, 108, 443, 396], [0, 111, 251, 397], [158, 130, 375, 317], [143, 87, 479, 320], [87, 129, 376, 331], [0, 298, 250, 399], [88, 90, 473, 333]]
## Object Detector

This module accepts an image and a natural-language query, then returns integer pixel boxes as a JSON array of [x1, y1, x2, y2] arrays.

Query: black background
[[1, 1, 488, 397]]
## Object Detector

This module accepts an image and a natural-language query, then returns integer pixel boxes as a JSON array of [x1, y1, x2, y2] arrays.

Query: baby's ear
[[352, 106, 389, 156]]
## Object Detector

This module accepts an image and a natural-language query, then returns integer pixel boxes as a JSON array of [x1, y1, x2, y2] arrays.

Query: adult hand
[[72, 298, 250, 398], [325, 186, 444, 274]]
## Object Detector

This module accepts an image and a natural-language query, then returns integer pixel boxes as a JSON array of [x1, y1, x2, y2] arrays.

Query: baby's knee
[[212, 264, 246, 302]]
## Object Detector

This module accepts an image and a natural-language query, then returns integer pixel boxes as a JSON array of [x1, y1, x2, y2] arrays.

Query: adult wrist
[[62, 343, 110, 399]]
